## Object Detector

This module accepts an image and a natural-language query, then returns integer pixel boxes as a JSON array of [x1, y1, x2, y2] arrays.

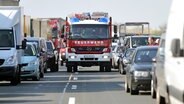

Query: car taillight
[[103, 48, 111, 53], [60, 48, 66, 52], [68, 47, 76, 53]]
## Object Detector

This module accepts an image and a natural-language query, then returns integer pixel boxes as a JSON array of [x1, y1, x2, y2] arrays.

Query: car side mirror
[[22, 39, 27, 49], [123, 58, 131, 64]]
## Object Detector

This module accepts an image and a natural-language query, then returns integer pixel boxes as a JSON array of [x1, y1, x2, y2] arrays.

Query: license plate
[[84, 55, 94, 58]]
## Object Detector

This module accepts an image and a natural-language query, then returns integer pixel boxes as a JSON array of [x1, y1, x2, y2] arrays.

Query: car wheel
[[40, 72, 44, 78], [125, 77, 130, 93], [105, 66, 111, 72], [156, 88, 166, 104], [10, 67, 20, 86], [32, 74, 40, 81], [151, 79, 156, 98], [67, 66, 72, 72], [130, 82, 139, 95], [100, 65, 104, 72], [73, 65, 78, 72], [60, 60, 64, 66], [119, 62, 122, 74], [54, 63, 59, 72]]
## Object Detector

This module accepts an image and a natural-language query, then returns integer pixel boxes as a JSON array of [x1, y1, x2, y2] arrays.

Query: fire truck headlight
[[69, 55, 76, 59], [103, 55, 109, 59]]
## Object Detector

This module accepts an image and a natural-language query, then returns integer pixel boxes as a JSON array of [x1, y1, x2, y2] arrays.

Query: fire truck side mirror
[[114, 25, 118, 34]]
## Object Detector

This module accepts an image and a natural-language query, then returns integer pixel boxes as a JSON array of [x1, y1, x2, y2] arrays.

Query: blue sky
[[20, 0, 172, 29]]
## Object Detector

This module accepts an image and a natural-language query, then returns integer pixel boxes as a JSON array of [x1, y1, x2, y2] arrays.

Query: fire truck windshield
[[70, 24, 109, 40]]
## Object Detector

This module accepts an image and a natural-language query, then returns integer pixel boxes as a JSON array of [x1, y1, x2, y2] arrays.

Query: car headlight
[[69, 55, 76, 59], [103, 55, 109, 59], [134, 71, 149, 77], [29, 60, 38, 65], [5, 56, 16, 65]]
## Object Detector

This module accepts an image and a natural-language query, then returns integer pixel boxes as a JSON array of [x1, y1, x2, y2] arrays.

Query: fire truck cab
[[63, 12, 116, 72]]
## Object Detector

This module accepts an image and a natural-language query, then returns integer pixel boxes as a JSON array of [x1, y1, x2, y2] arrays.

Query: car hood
[[21, 56, 37, 64], [133, 63, 152, 71]]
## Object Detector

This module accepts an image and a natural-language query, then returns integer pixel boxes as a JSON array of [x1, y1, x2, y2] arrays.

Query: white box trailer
[[164, 0, 184, 104], [0, 6, 26, 85]]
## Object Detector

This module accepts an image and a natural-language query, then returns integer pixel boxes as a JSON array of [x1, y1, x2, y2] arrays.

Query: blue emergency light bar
[[98, 17, 109, 23], [70, 17, 80, 23]]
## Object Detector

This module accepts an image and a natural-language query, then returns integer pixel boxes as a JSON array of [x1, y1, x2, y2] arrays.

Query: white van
[[165, 0, 184, 104]]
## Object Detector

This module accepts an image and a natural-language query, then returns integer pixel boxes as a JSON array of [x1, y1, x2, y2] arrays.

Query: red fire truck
[[62, 12, 117, 72]]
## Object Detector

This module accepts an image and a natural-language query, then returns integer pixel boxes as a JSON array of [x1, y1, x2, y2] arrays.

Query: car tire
[[54, 63, 59, 72], [156, 88, 166, 104], [100, 65, 104, 72], [67, 66, 72, 72], [151, 79, 156, 98], [105, 66, 111, 72], [10, 70, 20, 86], [40, 72, 44, 78], [32, 73, 40, 81], [60, 60, 64, 66], [125, 77, 130, 93], [73, 65, 78, 72], [130, 83, 139, 95]]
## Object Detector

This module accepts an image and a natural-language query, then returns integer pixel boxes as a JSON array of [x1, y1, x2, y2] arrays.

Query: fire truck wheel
[[99, 66, 104, 72], [73, 65, 78, 72], [67, 66, 72, 72]]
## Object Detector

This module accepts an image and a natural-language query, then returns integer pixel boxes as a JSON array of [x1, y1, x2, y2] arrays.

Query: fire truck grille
[[75, 47, 104, 53], [0, 59, 5, 66]]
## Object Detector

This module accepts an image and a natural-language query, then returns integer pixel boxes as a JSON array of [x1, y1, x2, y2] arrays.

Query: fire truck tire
[[73, 65, 78, 72], [100, 66, 104, 72], [67, 66, 72, 72], [105, 66, 111, 72]]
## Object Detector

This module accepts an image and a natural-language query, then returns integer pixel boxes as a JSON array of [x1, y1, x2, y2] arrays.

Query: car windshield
[[27, 40, 39, 51], [0, 30, 14, 47], [24, 45, 36, 56], [132, 37, 160, 48], [70, 24, 109, 40], [131, 37, 148, 48], [134, 48, 157, 63]]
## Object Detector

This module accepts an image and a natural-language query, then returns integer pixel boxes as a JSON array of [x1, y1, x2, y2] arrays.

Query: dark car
[[46, 40, 59, 72], [124, 46, 158, 95], [118, 48, 135, 74], [26, 37, 48, 77]]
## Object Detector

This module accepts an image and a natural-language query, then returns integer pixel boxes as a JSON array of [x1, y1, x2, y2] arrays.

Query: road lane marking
[[71, 85, 77, 90], [58, 74, 73, 104], [68, 97, 75, 104], [73, 77, 78, 80]]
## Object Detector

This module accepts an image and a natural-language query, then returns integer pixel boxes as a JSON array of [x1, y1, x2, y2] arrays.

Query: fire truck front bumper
[[66, 53, 111, 67]]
